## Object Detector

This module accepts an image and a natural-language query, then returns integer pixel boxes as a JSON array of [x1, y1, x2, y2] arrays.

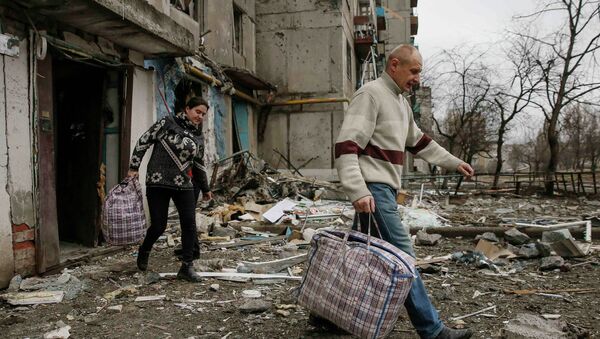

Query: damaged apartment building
[[0, 0, 424, 288]]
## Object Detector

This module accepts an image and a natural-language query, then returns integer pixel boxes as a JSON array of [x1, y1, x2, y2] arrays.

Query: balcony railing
[[411, 15, 418, 35]]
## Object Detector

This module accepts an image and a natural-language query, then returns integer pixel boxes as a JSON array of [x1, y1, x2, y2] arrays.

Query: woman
[[128, 96, 212, 282]]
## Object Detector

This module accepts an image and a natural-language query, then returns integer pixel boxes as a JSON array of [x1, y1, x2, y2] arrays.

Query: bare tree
[[431, 47, 495, 164], [516, 0, 600, 194], [561, 104, 587, 170], [584, 110, 600, 172], [507, 143, 527, 172], [491, 36, 543, 188], [563, 105, 600, 171]]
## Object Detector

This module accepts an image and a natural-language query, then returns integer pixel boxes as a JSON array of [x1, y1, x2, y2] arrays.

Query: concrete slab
[[256, 31, 288, 91], [289, 111, 332, 168], [287, 28, 331, 93], [204, 0, 233, 66], [257, 112, 287, 167]]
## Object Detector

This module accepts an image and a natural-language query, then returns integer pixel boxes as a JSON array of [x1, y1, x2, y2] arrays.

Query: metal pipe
[[408, 226, 600, 239], [185, 64, 263, 106], [231, 88, 263, 106], [185, 64, 223, 86], [269, 97, 349, 106]]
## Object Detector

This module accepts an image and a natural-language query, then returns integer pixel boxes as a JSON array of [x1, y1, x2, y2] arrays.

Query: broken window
[[233, 6, 243, 54], [170, 0, 194, 17]]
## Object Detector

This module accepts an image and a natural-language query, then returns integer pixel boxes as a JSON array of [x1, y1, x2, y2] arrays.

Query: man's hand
[[203, 191, 213, 201], [457, 162, 475, 179], [353, 195, 375, 213], [127, 170, 139, 178]]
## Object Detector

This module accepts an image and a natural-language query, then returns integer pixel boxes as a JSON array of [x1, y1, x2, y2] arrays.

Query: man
[[335, 45, 474, 339]]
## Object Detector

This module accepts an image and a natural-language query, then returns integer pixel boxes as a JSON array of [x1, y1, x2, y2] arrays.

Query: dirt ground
[[1, 196, 599, 339]]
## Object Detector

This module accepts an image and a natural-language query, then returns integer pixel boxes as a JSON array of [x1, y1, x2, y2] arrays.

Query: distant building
[[256, 0, 419, 180]]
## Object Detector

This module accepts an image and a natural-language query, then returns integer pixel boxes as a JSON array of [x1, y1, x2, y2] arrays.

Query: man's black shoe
[[435, 326, 473, 339]]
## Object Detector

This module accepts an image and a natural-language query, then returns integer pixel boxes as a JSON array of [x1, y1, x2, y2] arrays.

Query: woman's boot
[[177, 262, 202, 282], [137, 248, 151, 271]]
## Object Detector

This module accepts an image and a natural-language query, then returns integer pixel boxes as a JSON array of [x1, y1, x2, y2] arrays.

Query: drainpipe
[[185, 64, 223, 86], [269, 97, 349, 106], [184, 64, 263, 106]]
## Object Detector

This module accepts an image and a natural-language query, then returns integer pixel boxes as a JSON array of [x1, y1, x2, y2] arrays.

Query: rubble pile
[[209, 151, 342, 204], [1, 166, 599, 337]]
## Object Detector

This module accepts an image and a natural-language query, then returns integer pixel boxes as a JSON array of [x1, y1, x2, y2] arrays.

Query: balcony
[[411, 15, 419, 36], [37, 0, 198, 56]]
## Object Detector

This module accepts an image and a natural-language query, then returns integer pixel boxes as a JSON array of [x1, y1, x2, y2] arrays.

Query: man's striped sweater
[[335, 72, 462, 202]]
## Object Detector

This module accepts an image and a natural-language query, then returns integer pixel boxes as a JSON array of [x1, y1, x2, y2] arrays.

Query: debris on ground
[[2, 157, 600, 338], [501, 313, 589, 339], [415, 230, 442, 246]]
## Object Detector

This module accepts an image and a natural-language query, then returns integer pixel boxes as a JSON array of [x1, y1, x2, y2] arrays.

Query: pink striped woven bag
[[101, 176, 147, 245], [297, 216, 415, 339]]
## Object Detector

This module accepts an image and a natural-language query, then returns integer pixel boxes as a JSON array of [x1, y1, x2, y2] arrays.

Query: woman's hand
[[203, 191, 213, 201]]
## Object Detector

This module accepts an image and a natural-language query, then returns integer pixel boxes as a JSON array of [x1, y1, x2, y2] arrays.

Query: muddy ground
[[1, 196, 599, 338]]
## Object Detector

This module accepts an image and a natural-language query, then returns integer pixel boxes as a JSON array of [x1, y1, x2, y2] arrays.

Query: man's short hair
[[387, 45, 419, 68]]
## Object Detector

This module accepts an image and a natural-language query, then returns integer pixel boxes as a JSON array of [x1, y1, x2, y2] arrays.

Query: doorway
[[53, 58, 119, 248]]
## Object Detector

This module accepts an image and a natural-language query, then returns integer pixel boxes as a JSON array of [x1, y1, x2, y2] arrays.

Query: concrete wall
[[5, 38, 37, 279], [204, 0, 256, 72], [256, 0, 353, 179], [0, 52, 16, 287], [129, 66, 156, 212], [5, 39, 35, 229], [381, 0, 412, 55]]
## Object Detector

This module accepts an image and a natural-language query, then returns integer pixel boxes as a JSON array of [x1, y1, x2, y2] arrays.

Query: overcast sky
[[413, 1, 557, 142], [415, 0, 540, 62]]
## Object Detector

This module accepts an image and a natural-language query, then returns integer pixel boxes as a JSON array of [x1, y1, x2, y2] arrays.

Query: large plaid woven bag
[[297, 225, 415, 339], [102, 176, 147, 245]]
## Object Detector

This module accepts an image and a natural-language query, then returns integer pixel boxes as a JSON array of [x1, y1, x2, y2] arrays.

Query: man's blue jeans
[[353, 183, 444, 339]]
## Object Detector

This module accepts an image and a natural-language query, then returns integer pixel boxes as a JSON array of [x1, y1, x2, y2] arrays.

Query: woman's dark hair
[[185, 96, 209, 110]]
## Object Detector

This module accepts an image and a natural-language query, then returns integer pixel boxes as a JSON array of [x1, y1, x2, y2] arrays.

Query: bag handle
[[340, 212, 381, 273], [119, 176, 133, 187]]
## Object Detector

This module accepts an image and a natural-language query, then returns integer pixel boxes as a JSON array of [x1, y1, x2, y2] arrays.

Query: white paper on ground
[[262, 198, 297, 223]]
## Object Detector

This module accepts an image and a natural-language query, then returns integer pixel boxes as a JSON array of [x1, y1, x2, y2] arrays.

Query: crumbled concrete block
[[518, 243, 540, 258], [502, 313, 567, 338], [542, 229, 572, 243], [238, 299, 272, 313], [415, 230, 442, 246], [475, 232, 500, 243], [539, 256, 565, 271], [535, 242, 553, 257], [504, 228, 530, 245]]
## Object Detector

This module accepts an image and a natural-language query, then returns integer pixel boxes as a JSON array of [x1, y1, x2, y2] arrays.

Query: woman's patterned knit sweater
[[129, 112, 210, 192]]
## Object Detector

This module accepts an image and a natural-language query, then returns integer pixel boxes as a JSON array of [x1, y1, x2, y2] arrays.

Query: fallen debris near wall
[[1, 176, 599, 338]]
